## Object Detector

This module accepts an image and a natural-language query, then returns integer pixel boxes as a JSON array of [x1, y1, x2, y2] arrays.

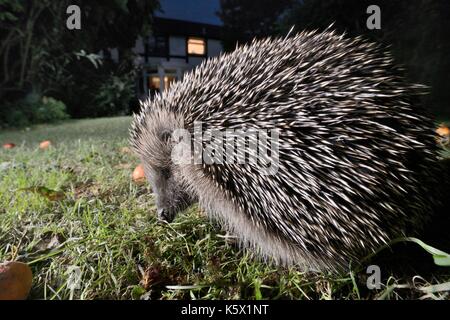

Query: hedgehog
[[130, 29, 444, 271]]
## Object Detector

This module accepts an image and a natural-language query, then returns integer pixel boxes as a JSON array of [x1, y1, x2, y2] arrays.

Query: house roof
[[153, 17, 222, 40]]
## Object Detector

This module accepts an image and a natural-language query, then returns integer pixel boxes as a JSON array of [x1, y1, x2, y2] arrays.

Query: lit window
[[187, 37, 206, 55], [149, 76, 160, 90], [164, 75, 176, 90]]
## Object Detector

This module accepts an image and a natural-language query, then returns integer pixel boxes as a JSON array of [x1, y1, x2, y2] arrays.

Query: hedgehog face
[[135, 125, 195, 222], [131, 107, 196, 222], [142, 161, 194, 222]]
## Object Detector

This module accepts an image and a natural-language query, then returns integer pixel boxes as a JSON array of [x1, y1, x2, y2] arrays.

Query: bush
[[0, 95, 69, 129], [31, 96, 70, 123], [91, 72, 136, 117], [1, 109, 30, 129], [57, 57, 138, 119]]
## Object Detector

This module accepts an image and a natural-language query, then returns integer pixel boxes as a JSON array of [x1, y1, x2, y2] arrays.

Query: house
[[132, 17, 223, 98]]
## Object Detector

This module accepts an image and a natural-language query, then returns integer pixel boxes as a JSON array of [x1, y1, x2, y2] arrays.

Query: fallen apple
[[39, 140, 52, 149], [2, 142, 16, 149], [436, 124, 450, 137], [0, 261, 33, 300], [132, 164, 146, 183]]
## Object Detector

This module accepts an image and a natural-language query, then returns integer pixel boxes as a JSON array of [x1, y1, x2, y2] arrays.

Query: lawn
[[0, 117, 449, 300]]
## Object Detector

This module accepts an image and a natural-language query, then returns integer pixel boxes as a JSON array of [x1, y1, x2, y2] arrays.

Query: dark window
[[147, 36, 167, 56]]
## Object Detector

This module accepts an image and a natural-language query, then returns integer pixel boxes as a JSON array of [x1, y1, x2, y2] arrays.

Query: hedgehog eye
[[160, 130, 172, 142], [160, 168, 171, 179]]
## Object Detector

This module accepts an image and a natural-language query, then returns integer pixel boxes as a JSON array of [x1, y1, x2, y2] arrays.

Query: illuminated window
[[148, 76, 160, 90], [187, 37, 206, 55], [164, 75, 176, 91]]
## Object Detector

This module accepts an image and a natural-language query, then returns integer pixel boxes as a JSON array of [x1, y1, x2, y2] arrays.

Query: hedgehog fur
[[130, 29, 443, 272]]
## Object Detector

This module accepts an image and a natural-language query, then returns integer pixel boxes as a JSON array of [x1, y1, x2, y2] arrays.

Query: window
[[187, 37, 206, 55], [169, 37, 186, 56], [148, 74, 177, 93], [148, 75, 160, 96], [148, 76, 160, 90], [164, 75, 176, 91], [147, 36, 167, 56]]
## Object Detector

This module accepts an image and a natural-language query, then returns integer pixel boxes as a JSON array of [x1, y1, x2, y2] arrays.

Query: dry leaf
[[120, 146, 132, 154], [18, 186, 65, 201]]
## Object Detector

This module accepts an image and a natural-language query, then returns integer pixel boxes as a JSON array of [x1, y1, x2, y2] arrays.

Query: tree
[[0, 0, 159, 107], [217, 0, 294, 51], [279, 0, 450, 119]]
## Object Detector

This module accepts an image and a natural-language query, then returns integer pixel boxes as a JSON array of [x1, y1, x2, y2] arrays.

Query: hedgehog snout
[[157, 208, 174, 222], [147, 165, 195, 222], [155, 188, 196, 222]]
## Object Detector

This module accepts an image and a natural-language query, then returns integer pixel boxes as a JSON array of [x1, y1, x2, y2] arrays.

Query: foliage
[[0, 94, 69, 128], [217, 0, 295, 51], [92, 74, 135, 117], [0, 0, 159, 121], [32, 96, 70, 123], [216, 0, 450, 119], [278, 0, 450, 119], [54, 57, 140, 119]]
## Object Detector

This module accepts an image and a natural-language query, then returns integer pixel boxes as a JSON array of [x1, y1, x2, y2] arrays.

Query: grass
[[0, 117, 449, 300]]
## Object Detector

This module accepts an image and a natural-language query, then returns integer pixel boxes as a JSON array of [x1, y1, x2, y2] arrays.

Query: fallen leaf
[[140, 266, 161, 290], [36, 233, 64, 251], [18, 186, 65, 201], [120, 146, 132, 154]]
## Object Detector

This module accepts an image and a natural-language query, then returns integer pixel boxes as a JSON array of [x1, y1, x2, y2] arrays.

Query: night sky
[[155, 0, 223, 26]]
